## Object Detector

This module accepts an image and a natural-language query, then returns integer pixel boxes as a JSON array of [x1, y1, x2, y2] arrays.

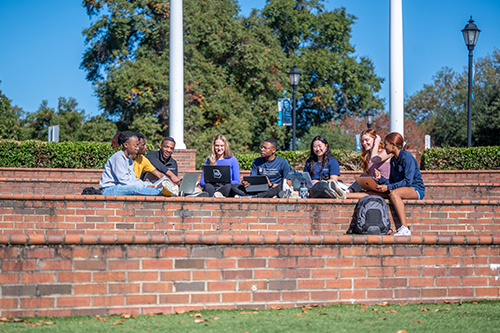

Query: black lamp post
[[363, 109, 374, 129], [462, 16, 480, 148], [288, 65, 301, 151]]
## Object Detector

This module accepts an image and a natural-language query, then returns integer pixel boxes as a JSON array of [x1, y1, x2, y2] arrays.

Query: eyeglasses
[[259, 145, 272, 150]]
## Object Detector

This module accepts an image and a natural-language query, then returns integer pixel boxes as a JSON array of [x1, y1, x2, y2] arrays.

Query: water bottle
[[299, 182, 308, 199]]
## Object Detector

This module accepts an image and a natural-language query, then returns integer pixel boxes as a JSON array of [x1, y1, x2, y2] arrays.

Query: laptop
[[179, 173, 200, 195], [203, 165, 231, 184], [243, 176, 269, 193], [288, 172, 313, 190], [355, 176, 379, 191]]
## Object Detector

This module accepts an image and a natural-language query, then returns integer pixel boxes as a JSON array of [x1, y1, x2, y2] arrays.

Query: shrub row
[[1, 140, 498, 171]]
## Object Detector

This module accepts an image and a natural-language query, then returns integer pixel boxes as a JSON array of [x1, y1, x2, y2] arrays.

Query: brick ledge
[[1, 233, 499, 246]]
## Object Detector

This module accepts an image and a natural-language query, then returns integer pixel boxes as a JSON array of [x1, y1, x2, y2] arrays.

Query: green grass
[[1, 301, 499, 332]]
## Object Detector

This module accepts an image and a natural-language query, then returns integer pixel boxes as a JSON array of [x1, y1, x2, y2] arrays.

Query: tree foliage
[[80, 0, 384, 164], [0, 85, 26, 140], [405, 49, 500, 147]]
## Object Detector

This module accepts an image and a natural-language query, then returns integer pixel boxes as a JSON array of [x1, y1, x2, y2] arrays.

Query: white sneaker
[[328, 180, 346, 199], [161, 179, 179, 197], [213, 191, 224, 198], [394, 225, 411, 236]]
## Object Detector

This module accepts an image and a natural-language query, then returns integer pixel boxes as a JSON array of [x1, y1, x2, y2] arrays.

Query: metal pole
[[292, 86, 297, 151], [367, 122, 372, 129], [467, 48, 473, 148], [169, 0, 186, 149], [389, 0, 404, 136]]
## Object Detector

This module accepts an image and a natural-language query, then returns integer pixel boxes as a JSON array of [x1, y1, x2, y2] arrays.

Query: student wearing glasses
[[372, 132, 425, 236], [99, 131, 163, 196], [239, 138, 291, 198]]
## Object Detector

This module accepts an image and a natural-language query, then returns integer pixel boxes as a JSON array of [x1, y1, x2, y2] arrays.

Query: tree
[[79, 114, 118, 143], [405, 49, 500, 147], [298, 121, 355, 151], [0, 85, 27, 140], [257, 0, 384, 136]]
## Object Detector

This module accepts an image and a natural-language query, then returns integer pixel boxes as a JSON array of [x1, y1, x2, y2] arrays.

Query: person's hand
[[373, 169, 381, 180], [241, 180, 250, 188], [375, 184, 388, 192], [169, 173, 181, 186], [266, 176, 273, 187]]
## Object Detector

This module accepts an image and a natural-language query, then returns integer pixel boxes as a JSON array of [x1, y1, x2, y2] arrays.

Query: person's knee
[[389, 190, 402, 201]]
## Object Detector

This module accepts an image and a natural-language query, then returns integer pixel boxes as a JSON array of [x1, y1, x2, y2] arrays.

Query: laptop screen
[[203, 165, 231, 184]]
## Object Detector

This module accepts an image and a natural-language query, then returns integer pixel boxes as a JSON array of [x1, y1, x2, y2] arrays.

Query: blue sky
[[1, 0, 499, 118]]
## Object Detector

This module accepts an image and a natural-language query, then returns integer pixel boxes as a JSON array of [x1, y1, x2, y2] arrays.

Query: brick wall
[[1, 194, 498, 237], [1, 235, 499, 317]]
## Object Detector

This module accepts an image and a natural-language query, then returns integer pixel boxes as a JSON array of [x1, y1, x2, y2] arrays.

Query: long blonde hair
[[360, 129, 384, 174], [208, 134, 233, 165]]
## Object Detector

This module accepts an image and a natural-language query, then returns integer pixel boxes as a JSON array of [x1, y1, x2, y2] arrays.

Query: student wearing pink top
[[346, 129, 392, 198]]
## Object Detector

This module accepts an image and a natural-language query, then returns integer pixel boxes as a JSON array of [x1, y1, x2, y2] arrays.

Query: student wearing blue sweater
[[200, 134, 241, 197], [373, 132, 425, 236]]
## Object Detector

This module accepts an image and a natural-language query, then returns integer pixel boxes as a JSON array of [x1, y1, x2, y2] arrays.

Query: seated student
[[239, 138, 291, 198], [132, 132, 166, 180], [372, 132, 425, 236], [200, 134, 240, 197], [145, 136, 181, 186], [99, 131, 163, 196], [303, 136, 345, 199], [347, 129, 392, 198]]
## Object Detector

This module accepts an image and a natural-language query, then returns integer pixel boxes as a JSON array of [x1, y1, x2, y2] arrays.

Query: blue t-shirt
[[250, 156, 290, 185], [303, 156, 340, 180]]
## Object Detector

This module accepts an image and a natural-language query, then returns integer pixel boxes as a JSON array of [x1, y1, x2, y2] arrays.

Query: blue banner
[[278, 98, 292, 126]]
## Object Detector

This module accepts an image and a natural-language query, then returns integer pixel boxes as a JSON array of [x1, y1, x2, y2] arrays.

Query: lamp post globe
[[287, 65, 301, 151], [363, 109, 375, 129], [462, 16, 480, 148]]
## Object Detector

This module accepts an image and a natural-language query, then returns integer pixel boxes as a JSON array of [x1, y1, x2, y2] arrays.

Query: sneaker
[[328, 180, 346, 199], [213, 191, 224, 198], [278, 188, 292, 198], [186, 191, 209, 197], [235, 195, 255, 198], [394, 225, 411, 236], [161, 179, 179, 197]]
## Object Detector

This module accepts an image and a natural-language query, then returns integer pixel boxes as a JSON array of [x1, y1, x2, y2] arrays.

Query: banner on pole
[[278, 98, 292, 126]]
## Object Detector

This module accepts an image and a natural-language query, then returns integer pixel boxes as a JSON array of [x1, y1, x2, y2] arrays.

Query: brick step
[[1, 193, 498, 237]]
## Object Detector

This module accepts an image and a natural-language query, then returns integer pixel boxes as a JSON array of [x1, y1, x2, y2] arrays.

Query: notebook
[[179, 173, 200, 195], [355, 176, 379, 191], [288, 172, 313, 190], [243, 176, 269, 193], [203, 165, 231, 184]]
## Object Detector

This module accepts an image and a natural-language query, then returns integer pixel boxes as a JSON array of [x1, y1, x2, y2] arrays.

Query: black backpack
[[348, 195, 391, 235]]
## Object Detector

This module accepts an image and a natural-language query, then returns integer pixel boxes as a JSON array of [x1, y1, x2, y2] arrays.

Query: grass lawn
[[1, 300, 499, 332]]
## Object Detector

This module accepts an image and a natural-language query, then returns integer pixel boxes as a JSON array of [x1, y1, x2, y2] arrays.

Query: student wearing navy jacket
[[373, 132, 425, 236]]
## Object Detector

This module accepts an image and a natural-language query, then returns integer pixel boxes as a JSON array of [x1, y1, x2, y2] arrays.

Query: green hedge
[[420, 146, 500, 170], [1, 140, 498, 171], [0, 140, 115, 169]]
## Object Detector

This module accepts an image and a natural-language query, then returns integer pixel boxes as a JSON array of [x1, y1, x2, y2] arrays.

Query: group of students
[[99, 129, 424, 236]]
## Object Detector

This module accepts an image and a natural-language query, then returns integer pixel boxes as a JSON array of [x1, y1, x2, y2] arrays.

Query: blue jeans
[[101, 184, 162, 196]]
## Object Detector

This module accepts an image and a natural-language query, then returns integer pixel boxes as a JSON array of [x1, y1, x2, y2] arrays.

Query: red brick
[[340, 268, 366, 278], [206, 259, 236, 269], [268, 258, 296, 268], [2, 260, 36, 271], [93, 296, 124, 306], [59, 247, 92, 258], [108, 259, 140, 270], [192, 293, 220, 303], [367, 268, 394, 277], [355, 257, 382, 267], [238, 259, 266, 268], [57, 296, 90, 307], [475, 287, 500, 296], [143, 283, 173, 293], [58, 272, 91, 282], [354, 279, 380, 288], [311, 290, 338, 300], [24, 248, 55, 259], [20, 298, 55, 308], [142, 259, 173, 269], [222, 292, 251, 302], [298, 279, 324, 289], [74, 284, 107, 294], [312, 247, 339, 256], [159, 294, 190, 304], [395, 268, 421, 277], [127, 247, 157, 257], [462, 277, 488, 286], [254, 269, 281, 279], [448, 288, 474, 297], [109, 283, 140, 294], [0, 298, 18, 309], [254, 247, 280, 257], [128, 271, 158, 281], [367, 289, 393, 299], [339, 290, 365, 300], [422, 288, 447, 297], [326, 279, 352, 289], [409, 278, 434, 287], [21, 272, 55, 283], [127, 295, 157, 305], [159, 247, 189, 257], [381, 278, 408, 288], [93, 272, 125, 282], [326, 258, 353, 267], [366, 247, 393, 256], [340, 247, 367, 256], [208, 282, 236, 291], [436, 277, 461, 286], [38, 260, 72, 271], [253, 292, 280, 302], [192, 270, 222, 280], [74, 260, 106, 270], [224, 248, 252, 257]]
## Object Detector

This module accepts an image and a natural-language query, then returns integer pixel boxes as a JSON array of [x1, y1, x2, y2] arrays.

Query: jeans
[[101, 184, 162, 196]]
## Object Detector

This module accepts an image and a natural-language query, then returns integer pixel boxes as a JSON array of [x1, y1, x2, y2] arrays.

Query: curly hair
[[360, 129, 384, 174]]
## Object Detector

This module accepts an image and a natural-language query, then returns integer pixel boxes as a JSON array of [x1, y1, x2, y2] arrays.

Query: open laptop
[[288, 172, 313, 190], [179, 172, 200, 195], [355, 176, 379, 191], [203, 165, 231, 184], [243, 176, 269, 193]]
